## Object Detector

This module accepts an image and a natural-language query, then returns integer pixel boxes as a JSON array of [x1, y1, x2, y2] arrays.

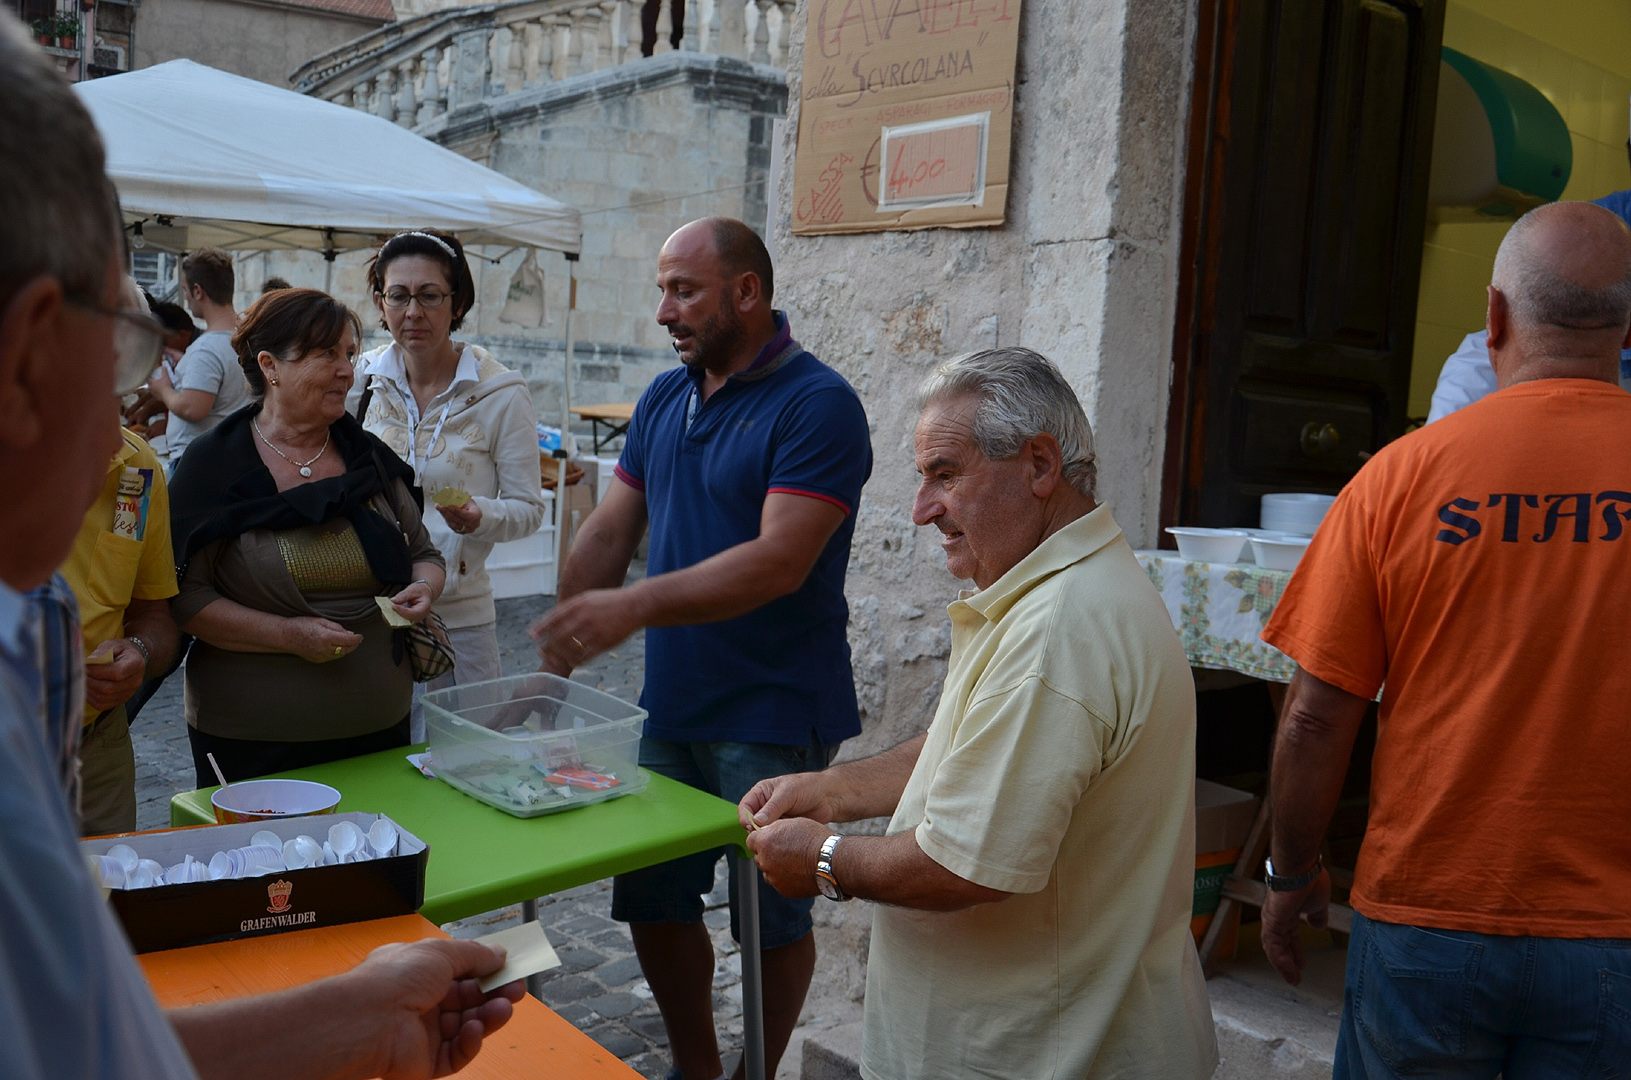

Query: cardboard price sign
[[792, 0, 1020, 235]]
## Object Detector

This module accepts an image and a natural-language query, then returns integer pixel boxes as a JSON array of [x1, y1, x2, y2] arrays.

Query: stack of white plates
[[1260, 493, 1335, 536]]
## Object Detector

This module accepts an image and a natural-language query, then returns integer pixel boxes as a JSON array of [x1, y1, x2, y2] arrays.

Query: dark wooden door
[[1165, 0, 1445, 528]]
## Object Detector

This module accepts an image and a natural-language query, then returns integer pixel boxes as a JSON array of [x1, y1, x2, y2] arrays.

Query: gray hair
[[917, 347, 1097, 498], [0, 13, 121, 304], [1491, 203, 1631, 330]]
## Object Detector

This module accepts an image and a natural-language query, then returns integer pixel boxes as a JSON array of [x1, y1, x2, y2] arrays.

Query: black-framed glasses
[[379, 287, 451, 309], [66, 296, 167, 396]]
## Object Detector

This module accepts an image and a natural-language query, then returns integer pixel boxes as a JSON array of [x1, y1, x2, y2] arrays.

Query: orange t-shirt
[[1263, 378, 1631, 937]]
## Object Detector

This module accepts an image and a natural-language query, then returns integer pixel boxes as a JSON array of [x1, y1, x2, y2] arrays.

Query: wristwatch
[[1264, 855, 1323, 892], [125, 634, 152, 675], [815, 833, 850, 902]]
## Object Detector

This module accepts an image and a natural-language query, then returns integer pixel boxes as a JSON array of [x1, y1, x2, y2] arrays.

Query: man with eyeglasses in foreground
[[0, 16, 523, 1079]]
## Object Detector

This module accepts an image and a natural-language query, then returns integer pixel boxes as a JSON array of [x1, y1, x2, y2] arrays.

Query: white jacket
[[351, 342, 546, 628], [1427, 331, 1497, 423]]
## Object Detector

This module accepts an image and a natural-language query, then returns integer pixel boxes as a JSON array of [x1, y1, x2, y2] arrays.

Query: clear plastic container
[[423, 673, 648, 818]]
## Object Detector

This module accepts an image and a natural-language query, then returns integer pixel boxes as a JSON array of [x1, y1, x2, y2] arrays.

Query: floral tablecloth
[[1134, 551, 1296, 684]]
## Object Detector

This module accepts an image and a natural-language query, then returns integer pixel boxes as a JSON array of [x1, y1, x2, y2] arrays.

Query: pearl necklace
[[253, 417, 330, 478]]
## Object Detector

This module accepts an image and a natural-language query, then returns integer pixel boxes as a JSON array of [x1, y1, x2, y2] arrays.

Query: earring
[[269, 377, 279, 385]]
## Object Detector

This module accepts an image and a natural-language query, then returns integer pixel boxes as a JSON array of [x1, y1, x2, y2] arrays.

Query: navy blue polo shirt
[[614, 316, 871, 746]]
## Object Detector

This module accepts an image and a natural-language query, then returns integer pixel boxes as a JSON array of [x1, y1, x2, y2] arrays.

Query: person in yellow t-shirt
[[59, 278, 181, 836], [740, 348, 1217, 1080], [60, 423, 179, 835]]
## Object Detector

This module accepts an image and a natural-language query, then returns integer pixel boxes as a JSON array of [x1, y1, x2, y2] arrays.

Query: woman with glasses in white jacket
[[350, 229, 546, 736]]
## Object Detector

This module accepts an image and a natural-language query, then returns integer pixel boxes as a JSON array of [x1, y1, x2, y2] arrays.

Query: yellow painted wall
[[1409, 1, 1631, 417]]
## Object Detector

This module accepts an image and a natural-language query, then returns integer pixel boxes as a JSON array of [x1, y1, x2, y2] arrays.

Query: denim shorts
[[610, 733, 838, 950], [1336, 910, 1631, 1078]]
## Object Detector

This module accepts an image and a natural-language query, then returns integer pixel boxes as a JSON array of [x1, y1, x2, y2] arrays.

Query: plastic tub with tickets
[[423, 673, 648, 818]]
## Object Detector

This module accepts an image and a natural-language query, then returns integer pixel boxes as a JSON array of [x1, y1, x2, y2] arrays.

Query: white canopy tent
[[73, 59, 582, 256], [75, 60, 585, 586]]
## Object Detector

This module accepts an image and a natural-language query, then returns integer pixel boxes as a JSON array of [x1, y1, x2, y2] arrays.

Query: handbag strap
[[354, 377, 375, 423]]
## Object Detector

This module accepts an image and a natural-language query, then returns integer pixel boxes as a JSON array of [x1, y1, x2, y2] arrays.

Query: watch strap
[[125, 634, 152, 674], [816, 833, 849, 901], [1264, 855, 1323, 892]]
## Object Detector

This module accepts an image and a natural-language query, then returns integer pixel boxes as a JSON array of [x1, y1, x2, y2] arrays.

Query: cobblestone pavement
[[129, 567, 755, 1080]]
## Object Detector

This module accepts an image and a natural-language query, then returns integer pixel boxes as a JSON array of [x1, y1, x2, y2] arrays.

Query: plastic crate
[[423, 674, 647, 818]]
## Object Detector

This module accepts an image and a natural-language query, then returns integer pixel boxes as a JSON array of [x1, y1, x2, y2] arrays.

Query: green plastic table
[[170, 744, 770, 1080]]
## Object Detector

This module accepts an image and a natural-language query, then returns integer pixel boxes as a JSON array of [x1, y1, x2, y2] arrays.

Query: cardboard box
[[1192, 780, 1260, 954], [488, 508, 558, 599], [554, 480, 595, 565], [1196, 778, 1259, 854], [791, 0, 1022, 235], [81, 813, 426, 953]]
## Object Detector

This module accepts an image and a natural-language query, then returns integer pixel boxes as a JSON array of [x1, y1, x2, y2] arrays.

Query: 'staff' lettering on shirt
[[1434, 490, 1631, 543]]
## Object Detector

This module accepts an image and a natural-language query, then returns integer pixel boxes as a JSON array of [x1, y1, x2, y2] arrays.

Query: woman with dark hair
[[123, 297, 200, 441], [351, 229, 544, 736], [168, 288, 446, 786]]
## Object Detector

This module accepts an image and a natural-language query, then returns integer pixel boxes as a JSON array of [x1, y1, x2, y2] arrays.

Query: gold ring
[[333, 645, 343, 657], [570, 636, 585, 652]]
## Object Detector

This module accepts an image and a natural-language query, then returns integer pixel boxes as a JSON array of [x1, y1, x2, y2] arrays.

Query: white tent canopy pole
[[555, 255, 578, 581]]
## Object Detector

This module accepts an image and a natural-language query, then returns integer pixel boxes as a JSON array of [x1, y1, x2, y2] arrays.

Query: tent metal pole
[[554, 252, 579, 591]]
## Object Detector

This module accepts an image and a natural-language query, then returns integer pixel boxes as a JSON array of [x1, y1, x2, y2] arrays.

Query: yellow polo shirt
[[59, 430, 178, 723], [861, 507, 1217, 1080]]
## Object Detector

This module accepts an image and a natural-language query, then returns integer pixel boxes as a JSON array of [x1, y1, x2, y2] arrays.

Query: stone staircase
[[290, 0, 797, 130]]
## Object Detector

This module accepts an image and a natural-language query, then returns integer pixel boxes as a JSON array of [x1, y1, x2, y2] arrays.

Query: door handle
[[1300, 422, 1339, 456]]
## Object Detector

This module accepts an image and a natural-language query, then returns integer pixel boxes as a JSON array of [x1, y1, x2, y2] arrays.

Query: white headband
[[388, 230, 459, 262]]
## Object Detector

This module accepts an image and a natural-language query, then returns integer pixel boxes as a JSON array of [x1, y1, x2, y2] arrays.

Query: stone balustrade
[[293, 0, 796, 130]]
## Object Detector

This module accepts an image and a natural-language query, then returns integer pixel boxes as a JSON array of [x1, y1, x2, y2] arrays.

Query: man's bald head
[[1491, 201, 1631, 333], [664, 217, 774, 304]]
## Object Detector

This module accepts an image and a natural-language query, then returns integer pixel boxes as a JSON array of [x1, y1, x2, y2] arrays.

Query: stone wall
[[246, 50, 787, 434], [132, 0, 389, 86], [776, 0, 1196, 755], [771, 0, 1198, 1004]]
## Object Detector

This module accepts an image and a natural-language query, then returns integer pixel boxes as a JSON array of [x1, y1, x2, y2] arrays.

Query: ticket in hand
[[431, 486, 473, 508], [474, 920, 561, 992], [375, 596, 413, 628]]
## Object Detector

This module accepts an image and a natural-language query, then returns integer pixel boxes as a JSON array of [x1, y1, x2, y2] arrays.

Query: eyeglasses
[[66, 296, 168, 396], [379, 288, 451, 309]]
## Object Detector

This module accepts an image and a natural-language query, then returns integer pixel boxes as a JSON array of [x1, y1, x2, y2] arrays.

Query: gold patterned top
[[275, 519, 380, 594]]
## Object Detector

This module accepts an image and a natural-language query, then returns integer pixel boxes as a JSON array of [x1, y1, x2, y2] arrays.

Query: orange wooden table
[[570, 401, 635, 454], [139, 914, 639, 1080]]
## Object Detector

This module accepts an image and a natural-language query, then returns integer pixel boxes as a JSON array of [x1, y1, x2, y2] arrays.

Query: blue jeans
[[610, 734, 838, 950], [1337, 911, 1631, 1078]]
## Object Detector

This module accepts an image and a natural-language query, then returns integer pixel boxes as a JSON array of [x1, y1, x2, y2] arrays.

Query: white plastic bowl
[[1260, 493, 1336, 536], [211, 779, 342, 824], [1250, 535, 1313, 572], [1237, 529, 1302, 565], [1165, 527, 1251, 564]]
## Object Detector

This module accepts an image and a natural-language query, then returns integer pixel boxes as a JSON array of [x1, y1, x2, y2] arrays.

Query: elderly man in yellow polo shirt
[[59, 277, 180, 836], [740, 347, 1217, 1080]]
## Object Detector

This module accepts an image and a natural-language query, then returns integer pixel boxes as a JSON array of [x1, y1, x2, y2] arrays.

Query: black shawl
[[169, 403, 421, 587]]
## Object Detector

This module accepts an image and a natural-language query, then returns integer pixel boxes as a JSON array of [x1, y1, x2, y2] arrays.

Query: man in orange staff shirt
[[1260, 200, 1631, 1077]]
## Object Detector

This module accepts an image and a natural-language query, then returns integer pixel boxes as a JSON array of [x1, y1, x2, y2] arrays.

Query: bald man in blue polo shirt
[[532, 217, 872, 1080]]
